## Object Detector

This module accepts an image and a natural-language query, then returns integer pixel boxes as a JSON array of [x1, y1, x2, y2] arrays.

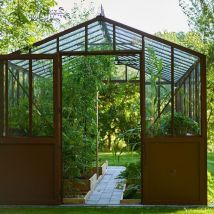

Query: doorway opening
[[62, 54, 142, 205]]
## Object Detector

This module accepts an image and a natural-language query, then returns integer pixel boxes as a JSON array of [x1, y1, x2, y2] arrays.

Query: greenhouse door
[[142, 51, 207, 205], [0, 54, 61, 204]]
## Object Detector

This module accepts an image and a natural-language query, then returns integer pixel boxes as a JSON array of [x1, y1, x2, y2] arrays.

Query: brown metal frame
[[0, 14, 207, 205], [0, 54, 62, 204], [60, 51, 143, 203]]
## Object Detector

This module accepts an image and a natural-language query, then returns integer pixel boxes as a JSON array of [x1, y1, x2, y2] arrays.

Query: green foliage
[[118, 161, 141, 199], [60, 0, 95, 29], [179, 0, 214, 42], [154, 112, 199, 136], [145, 47, 171, 136], [99, 152, 140, 166], [62, 56, 114, 179], [8, 97, 29, 135], [208, 171, 214, 204], [99, 82, 140, 151], [157, 0, 214, 150], [0, 0, 69, 53], [119, 161, 141, 180]]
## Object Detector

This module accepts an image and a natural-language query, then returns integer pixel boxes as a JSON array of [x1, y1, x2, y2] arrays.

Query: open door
[[142, 41, 207, 205], [0, 54, 61, 204]]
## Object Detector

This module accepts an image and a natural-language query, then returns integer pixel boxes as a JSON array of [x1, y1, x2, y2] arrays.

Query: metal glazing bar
[[189, 74, 192, 118], [5, 61, 8, 136], [113, 24, 116, 51], [85, 25, 88, 52], [171, 47, 174, 136], [29, 58, 32, 136]]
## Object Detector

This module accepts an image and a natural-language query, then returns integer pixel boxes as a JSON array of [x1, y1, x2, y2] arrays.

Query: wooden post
[[96, 90, 99, 179]]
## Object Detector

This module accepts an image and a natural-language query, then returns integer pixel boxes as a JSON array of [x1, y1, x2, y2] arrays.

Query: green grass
[[0, 207, 213, 214], [99, 151, 214, 177], [99, 152, 140, 166], [208, 152, 214, 161], [208, 152, 214, 176]]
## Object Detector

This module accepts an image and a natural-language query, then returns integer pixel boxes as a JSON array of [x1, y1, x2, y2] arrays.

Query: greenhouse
[[0, 13, 207, 205]]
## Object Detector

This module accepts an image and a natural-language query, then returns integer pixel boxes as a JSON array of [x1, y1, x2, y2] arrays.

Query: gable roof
[[9, 15, 204, 83]]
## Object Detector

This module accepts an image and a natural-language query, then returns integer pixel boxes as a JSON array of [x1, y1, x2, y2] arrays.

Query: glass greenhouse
[[0, 14, 207, 205]]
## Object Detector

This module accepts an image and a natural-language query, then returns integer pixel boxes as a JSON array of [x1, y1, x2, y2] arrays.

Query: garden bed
[[63, 161, 108, 204], [120, 199, 141, 204]]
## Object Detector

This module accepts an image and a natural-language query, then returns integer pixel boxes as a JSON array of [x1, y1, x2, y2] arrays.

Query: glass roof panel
[[31, 39, 57, 54], [116, 26, 142, 50], [32, 59, 53, 77], [88, 21, 113, 51], [59, 27, 85, 52], [174, 48, 198, 83], [145, 37, 171, 82], [7, 17, 202, 83]]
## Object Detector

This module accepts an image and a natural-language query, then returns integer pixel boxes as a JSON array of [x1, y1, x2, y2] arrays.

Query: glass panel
[[111, 64, 126, 80], [32, 59, 53, 136], [31, 39, 57, 54], [145, 37, 171, 136], [174, 48, 197, 82], [8, 60, 29, 136], [59, 27, 85, 52], [127, 66, 140, 80], [116, 26, 141, 50], [174, 48, 200, 136], [88, 21, 113, 51], [197, 63, 201, 134]]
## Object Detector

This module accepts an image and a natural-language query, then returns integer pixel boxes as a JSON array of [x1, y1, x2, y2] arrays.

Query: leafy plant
[[146, 47, 171, 136], [99, 82, 140, 151], [153, 112, 199, 136], [118, 161, 141, 199], [62, 55, 114, 179]]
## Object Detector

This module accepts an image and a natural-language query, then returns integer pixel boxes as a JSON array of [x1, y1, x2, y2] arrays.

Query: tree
[[178, 0, 214, 149], [0, 0, 68, 53], [179, 0, 214, 42], [59, 0, 95, 30]]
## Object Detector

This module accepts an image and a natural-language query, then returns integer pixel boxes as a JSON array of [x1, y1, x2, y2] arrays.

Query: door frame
[[0, 53, 62, 204], [59, 51, 144, 203]]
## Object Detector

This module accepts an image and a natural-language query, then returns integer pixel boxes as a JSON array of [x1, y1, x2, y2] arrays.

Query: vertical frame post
[[53, 53, 62, 203], [29, 58, 32, 136], [171, 47, 174, 136], [189, 74, 192, 118], [85, 26, 88, 52], [200, 55, 207, 205], [0, 60, 4, 137], [113, 24, 116, 51], [141, 35, 145, 204], [5, 61, 8, 136]]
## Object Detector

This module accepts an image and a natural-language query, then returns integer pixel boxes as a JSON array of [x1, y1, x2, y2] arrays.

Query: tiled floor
[[85, 166, 126, 205]]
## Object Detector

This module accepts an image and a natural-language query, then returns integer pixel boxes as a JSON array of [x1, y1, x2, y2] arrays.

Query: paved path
[[85, 166, 126, 205]]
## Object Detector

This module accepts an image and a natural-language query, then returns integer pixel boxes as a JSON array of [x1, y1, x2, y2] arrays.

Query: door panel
[[0, 144, 55, 204], [143, 140, 200, 204], [0, 55, 61, 204]]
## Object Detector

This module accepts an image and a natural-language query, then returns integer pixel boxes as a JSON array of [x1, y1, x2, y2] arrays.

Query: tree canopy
[[0, 0, 58, 53]]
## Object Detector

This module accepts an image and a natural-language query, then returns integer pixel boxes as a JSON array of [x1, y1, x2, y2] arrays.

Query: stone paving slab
[[85, 166, 125, 205]]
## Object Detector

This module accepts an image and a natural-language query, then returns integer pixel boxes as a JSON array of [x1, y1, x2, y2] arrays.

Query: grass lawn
[[99, 151, 140, 166], [0, 207, 213, 214], [99, 151, 214, 175], [208, 152, 214, 176]]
